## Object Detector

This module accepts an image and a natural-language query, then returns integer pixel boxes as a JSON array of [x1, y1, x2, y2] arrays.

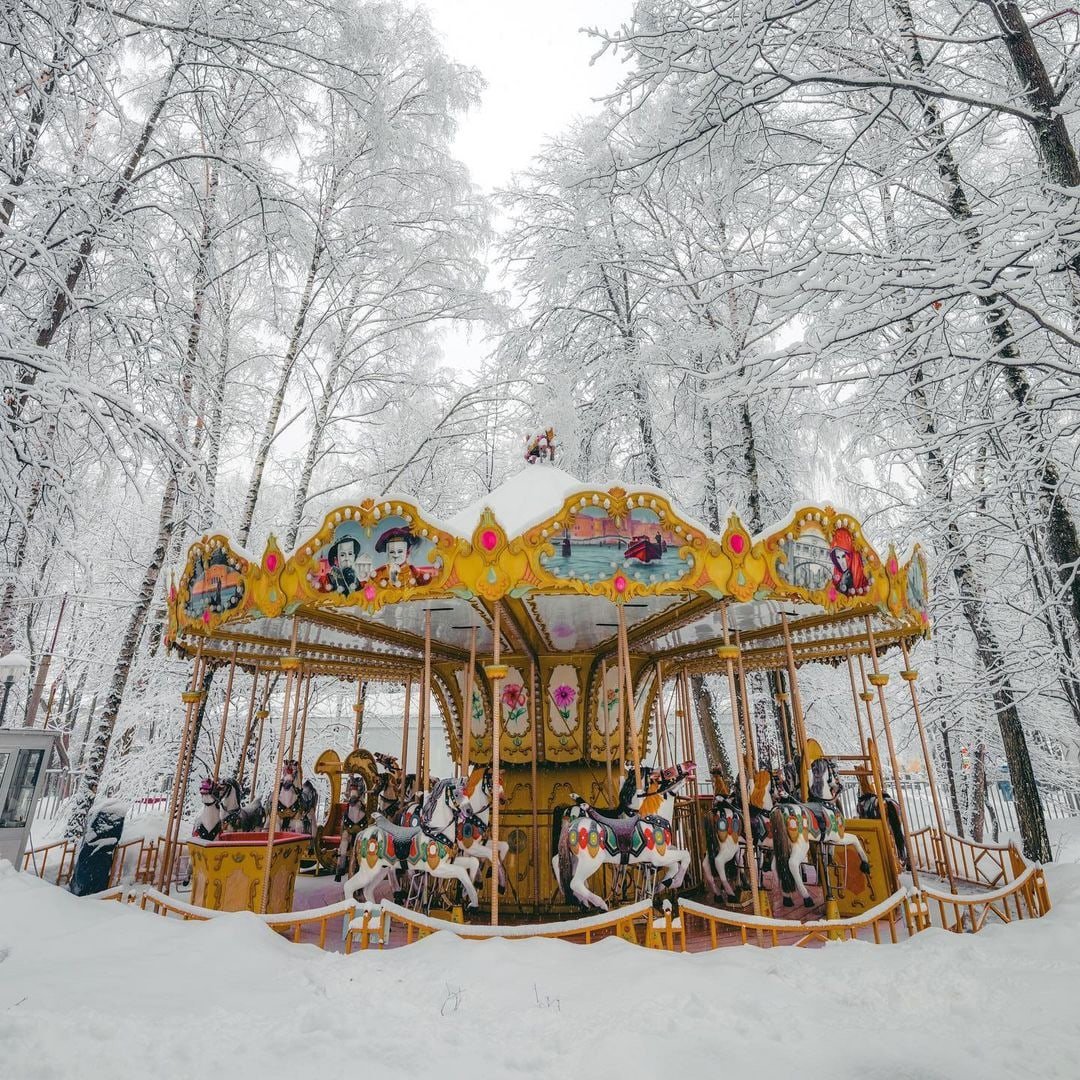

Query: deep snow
[[2, 822, 1080, 1079]]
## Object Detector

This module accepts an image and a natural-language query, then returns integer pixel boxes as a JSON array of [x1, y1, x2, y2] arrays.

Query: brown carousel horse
[[700, 769, 775, 902]]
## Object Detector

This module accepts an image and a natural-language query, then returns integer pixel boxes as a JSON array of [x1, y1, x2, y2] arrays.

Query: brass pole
[[211, 645, 238, 781], [617, 604, 643, 793], [601, 659, 614, 803], [654, 662, 670, 769], [259, 617, 300, 913], [530, 658, 540, 910], [286, 668, 305, 760], [353, 679, 365, 752], [863, 616, 921, 891], [734, 632, 758, 774], [779, 612, 810, 800], [164, 653, 211, 891], [485, 606, 505, 925], [400, 677, 412, 781], [235, 668, 261, 783], [718, 605, 761, 917], [849, 651, 897, 875], [296, 669, 313, 775], [774, 690, 794, 766], [247, 672, 271, 791], [856, 653, 880, 743], [260, 659, 298, 912], [900, 639, 958, 893], [678, 667, 699, 793], [845, 652, 869, 755], [421, 609, 433, 794], [159, 647, 205, 892], [461, 628, 477, 778]]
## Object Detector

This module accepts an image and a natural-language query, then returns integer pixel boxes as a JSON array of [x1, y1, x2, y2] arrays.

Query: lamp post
[[0, 651, 31, 726]]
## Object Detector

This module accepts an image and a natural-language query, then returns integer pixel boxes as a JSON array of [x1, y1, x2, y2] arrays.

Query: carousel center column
[[484, 604, 505, 925]]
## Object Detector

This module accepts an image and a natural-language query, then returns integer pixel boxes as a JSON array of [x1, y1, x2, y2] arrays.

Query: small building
[[0, 728, 57, 867]]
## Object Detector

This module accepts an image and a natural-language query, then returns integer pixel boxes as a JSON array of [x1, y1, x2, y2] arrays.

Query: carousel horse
[[334, 775, 370, 882], [770, 756, 871, 908], [548, 760, 696, 862], [216, 776, 267, 832], [553, 792, 691, 911], [373, 753, 404, 817], [274, 760, 318, 836], [624, 761, 697, 820], [700, 769, 774, 902], [458, 766, 508, 890], [192, 779, 225, 840], [856, 786, 907, 865], [342, 777, 480, 907]]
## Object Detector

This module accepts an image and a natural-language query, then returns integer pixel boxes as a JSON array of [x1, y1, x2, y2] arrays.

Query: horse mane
[[750, 770, 770, 807], [638, 792, 663, 818], [464, 765, 486, 798]]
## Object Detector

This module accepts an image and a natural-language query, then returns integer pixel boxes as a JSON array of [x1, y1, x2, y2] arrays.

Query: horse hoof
[[498, 885, 506, 895], [782, 897, 794, 908], [804, 897, 814, 908], [860, 861, 870, 874]]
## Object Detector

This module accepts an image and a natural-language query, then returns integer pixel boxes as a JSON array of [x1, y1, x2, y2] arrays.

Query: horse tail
[[770, 806, 797, 894], [887, 799, 907, 865], [551, 804, 569, 859], [557, 819, 575, 904]]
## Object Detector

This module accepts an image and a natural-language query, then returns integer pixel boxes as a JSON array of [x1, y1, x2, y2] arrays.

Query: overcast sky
[[424, 1, 636, 372]]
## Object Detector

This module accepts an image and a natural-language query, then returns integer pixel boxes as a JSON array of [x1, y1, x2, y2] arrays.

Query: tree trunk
[[894, 0, 1080, 695], [64, 472, 178, 839], [692, 674, 733, 783], [236, 183, 336, 547]]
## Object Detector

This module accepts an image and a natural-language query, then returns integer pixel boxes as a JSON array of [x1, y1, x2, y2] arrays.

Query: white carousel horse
[[770, 757, 872, 908], [458, 766, 508, 890], [701, 770, 774, 902], [553, 793, 692, 911], [342, 777, 480, 908], [216, 776, 266, 832], [548, 761, 696, 910], [334, 775, 369, 882], [192, 779, 225, 840]]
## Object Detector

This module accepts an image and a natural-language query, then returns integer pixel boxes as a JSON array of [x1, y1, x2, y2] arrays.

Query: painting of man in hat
[[372, 526, 435, 587], [327, 534, 371, 596]]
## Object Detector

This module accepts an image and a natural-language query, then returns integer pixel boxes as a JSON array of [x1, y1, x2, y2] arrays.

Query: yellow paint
[[187, 836, 304, 914], [171, 494, 927, 638]]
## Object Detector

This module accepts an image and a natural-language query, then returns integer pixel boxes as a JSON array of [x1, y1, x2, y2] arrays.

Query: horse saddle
[[805, 802, 836, 834], [581, 806, 670, 864], [374, 815, 421, 860]]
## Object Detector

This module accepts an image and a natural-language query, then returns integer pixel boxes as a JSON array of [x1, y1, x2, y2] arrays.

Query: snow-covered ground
[[3, 821, 1080, 1079]]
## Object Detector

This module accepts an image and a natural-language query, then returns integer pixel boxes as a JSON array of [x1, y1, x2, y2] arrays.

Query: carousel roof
[[166, 461, 929, 683]]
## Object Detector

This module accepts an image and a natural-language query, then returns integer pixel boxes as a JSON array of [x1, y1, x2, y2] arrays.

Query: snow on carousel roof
[[445, 464, 605, 538]]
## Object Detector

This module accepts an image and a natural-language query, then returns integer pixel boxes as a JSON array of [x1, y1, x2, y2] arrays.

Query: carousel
[[158, 433, 993, 942]]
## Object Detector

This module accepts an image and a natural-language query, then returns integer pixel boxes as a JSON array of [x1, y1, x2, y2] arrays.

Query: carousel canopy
[[167, 462, 929, 683]]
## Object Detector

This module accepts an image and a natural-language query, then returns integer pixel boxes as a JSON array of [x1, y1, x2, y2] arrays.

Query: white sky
[[423, 1, 636, 372]]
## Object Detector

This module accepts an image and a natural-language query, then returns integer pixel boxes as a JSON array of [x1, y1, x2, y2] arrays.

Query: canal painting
[[539, 505, 692, 585]]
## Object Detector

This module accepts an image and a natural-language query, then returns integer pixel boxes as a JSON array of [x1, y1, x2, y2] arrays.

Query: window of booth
[[0, 748, 44, 828]]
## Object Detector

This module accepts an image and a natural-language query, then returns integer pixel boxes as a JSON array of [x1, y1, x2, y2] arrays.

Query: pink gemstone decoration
[[480, 528, 498, 551], [614, 574, 627, 593], [730, 533, 745, 554], [364, 584, 377, 601], [888, 557, 898, 575], [202, 609, 211, 624], [266, 552, 278, 572], [827, 585, 838, 602]]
